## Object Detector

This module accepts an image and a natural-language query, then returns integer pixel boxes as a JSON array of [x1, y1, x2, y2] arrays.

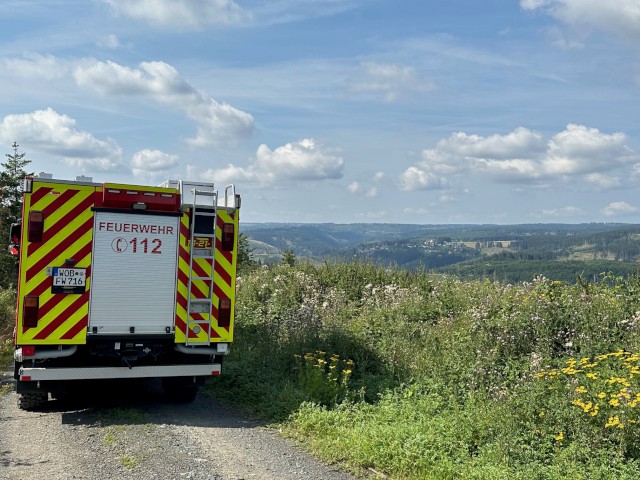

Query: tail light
[[221, 223, 234, 251], [23, 296, 39, 328], [28, 211, 44, 242], [218, 298, 232, 328], [21, 345, 36, 357]]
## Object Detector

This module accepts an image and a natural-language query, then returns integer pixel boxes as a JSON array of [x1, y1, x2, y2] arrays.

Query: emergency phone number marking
[[112, 237, 162, 254]]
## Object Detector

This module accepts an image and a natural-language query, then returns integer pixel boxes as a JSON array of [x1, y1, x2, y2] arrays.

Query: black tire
[[17, 391, 48, 410], [162, 378, 199, 403]]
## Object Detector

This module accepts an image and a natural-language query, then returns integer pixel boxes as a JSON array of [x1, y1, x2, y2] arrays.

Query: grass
[[209, 263, 640, 479]]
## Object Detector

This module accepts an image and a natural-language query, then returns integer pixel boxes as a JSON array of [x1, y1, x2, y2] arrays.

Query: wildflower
[[609, 398, 621, 407], [586, 373, 598, 379], [597, 392, 607, 399], [555, 432, 564, 441], [605, 416, 621, 428], [575, 386, 587, 394], [590, 405, 599, 417], [343, 369, 352, 375]]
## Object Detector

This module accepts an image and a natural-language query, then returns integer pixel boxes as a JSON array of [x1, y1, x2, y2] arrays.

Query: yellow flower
[[605, 416, 621, 428], [586, 373, 598, 379], [343, 369, 352, 375], [555, 432, 564, 441], [598, 392, 607, 399], [575, 386, 587, 394], [590, 405, 599, 417], [609, 398, 621, 407]]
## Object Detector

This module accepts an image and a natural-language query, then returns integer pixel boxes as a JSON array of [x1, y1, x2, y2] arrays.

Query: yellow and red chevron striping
[[173, 207, 237, 344], [16, 182, 96, 345]]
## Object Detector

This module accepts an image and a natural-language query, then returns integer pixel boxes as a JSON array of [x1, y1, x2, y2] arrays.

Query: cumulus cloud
[[603, 201, 637, 217], [0, 108, 123, 171], [399, 124, 637, 191], [131, 149, 179, 177], [543, 124, 632, 175], [74, 60, 254, 146], [347, 62, 435, 102], [102, 0, 250, 29], [203, 138, 344, 186], [520, 0, 640, 42]]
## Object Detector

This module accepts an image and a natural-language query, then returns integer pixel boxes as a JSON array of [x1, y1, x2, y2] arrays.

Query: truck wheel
[[162, 378, 199, 403], [17, 391, 48, 410]]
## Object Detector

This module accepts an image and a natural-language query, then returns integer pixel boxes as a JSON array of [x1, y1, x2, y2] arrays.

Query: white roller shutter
[[89, 211, 179, 335]]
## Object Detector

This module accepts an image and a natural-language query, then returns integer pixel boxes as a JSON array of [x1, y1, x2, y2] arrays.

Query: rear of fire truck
[[11, 174, 239, 409]]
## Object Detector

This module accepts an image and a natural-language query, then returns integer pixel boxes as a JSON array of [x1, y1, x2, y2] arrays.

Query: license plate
[[52, 267, 86, 287]]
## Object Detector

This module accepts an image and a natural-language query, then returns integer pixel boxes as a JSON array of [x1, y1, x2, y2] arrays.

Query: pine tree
[[0, 142, 31, 238], [0, 142, 31, 288]]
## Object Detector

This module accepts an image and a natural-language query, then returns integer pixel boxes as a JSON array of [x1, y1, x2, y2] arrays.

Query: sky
[[1, 0, 639, 224]]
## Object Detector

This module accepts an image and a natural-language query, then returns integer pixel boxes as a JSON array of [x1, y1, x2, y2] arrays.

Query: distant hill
[[241, 222, 640, 283]]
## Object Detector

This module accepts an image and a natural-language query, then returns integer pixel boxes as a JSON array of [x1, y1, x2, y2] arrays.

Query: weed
[[209, 263, 640, 477], [120, 453, 143, 470]]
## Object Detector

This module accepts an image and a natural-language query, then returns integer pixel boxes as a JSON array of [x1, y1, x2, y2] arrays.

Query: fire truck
[[10, 174, 239, 409]]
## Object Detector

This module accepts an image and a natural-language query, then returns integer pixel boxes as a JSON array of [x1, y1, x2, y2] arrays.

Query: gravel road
[[0, 372, 358, 480]]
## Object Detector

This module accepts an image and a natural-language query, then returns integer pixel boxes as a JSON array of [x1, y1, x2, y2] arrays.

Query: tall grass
[[0, 287, 16, 368], [209, 263, 640, 478]]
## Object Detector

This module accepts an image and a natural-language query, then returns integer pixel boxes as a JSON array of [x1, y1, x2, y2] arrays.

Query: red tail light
[[218, 298, 232, 328], [221, 223, 234, 251], [28, 211, 44, 242], [23, 296, 39, 328], [21, 345, 36, 357]]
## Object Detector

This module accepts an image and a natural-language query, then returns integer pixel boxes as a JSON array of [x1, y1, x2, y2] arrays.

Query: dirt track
[[0, 373, 356, 480]]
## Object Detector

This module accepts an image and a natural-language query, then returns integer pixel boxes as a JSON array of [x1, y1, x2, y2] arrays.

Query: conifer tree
[[0, 142, 31, 238]]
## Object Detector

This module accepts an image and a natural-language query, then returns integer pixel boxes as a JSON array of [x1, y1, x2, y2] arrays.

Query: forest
[[243, 223, 640, 284]]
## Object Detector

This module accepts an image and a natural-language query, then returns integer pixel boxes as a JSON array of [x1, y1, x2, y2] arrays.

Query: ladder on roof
[[185, 187, 218, 346]]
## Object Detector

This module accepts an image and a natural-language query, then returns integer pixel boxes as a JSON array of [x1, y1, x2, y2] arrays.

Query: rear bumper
[[18, 363, 221, 381]]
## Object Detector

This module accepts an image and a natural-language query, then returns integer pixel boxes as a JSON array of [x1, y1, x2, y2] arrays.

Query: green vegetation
[[0, 142, 30, 289], [0, 287, 16, 368], [243, 223, 640, 283], [211, 262, 640, 479]]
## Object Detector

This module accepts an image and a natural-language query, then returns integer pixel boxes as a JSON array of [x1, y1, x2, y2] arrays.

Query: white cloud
[[347, 181, 360, 193], [347, 62, 435, 102], [538, 205, 585, 217], [543, 124, 632, 175], [74, 60, 254, 146], [347, 171, 385, 197], [398, 167, 448, 191], [603, 201, 637, 217], [102, 0, 250, 29], [584, 173, 620, 189], [131, 149, 179, 177], [204, 138, 344, 186], [521, 0, 640, 42], [1, 53, 69, 80], [0, 108, 123, 172], [399, 124, 638, 191]]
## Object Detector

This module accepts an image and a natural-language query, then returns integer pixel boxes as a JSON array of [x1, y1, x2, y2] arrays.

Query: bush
[[210, 262, 640, 478]]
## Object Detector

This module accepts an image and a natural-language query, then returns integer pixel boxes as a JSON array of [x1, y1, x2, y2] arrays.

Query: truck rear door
[[89, 211, 179, 335]]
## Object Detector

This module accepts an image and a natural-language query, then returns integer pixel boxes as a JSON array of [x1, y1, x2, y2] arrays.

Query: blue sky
[[1, 0, 639, 224]]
